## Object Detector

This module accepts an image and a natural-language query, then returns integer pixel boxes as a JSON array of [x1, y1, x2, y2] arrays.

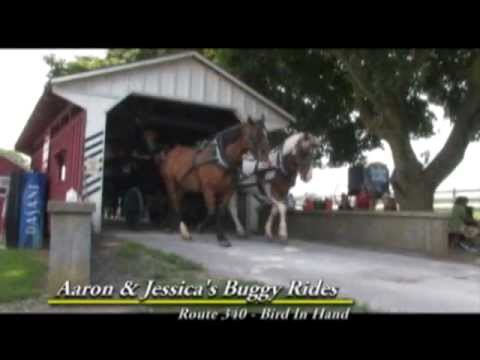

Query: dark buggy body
[[102, 133, 207, 230]]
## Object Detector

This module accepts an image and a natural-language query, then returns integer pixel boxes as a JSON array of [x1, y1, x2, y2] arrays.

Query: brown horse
[[228, 132, 319, 243], [159, 116, 270, 247]]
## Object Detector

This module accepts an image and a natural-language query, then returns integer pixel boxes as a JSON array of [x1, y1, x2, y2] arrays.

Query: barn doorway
[[102, 93, 246, 231]]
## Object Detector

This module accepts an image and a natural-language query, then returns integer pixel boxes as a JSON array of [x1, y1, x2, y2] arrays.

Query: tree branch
[[425, 58, 480, 187], [332, 50, 385, 111], [336, 51, 424, 169], [425, 106, 480, 187]]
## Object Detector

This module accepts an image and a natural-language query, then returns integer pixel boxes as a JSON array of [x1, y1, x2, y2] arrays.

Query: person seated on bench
[[382, 193, 398, 211], [448, 196, 480, 253], [337, 193, 353, 210], [355, 186, 374, 210]]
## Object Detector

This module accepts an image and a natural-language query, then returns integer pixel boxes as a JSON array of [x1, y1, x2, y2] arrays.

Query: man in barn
[[125, 118, 164, 224], [132, 118, 161, 159]]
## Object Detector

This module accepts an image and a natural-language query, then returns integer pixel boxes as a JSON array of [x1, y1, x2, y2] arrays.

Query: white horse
[[228, 132, 318, 243]]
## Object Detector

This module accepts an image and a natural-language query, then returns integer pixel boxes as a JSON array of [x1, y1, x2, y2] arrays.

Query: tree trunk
[[382, 120, 438, 211], [392, 175, 435, 211]]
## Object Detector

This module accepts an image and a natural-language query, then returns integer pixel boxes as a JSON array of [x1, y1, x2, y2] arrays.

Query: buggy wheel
[[148, 191, 169, 226], [123, 187, 144, 229]]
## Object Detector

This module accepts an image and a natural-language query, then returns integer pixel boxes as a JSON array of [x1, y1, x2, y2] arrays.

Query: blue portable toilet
[[18, 172, 47, 249], [364, 162, 390, 199]]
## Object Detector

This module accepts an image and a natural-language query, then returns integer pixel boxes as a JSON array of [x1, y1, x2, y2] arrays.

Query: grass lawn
[[0, 249, 48, 303], [103, 241, 368, 313]]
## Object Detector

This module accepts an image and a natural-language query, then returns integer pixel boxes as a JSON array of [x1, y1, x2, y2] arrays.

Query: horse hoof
[[180, 222, 192, 240], [219, 239, 232, 247], [278, 235, 288, 245], [265, 235, 273, 242], [237, 232, 248, 239]]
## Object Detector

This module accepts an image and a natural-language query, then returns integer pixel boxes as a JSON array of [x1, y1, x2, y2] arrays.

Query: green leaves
[[44, 54, 112, 78], [43, 49, 212, 79]]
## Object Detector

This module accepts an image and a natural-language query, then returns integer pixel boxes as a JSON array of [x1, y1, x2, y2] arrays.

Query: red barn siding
[[47, 111, 86, 201], [0, 157, 25, 176], [31, 147, 43, 172]]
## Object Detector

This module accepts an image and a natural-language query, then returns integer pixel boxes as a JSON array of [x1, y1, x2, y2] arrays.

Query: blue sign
[[18, 172, 47, 249]]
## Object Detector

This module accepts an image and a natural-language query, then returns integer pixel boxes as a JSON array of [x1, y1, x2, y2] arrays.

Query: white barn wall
[[51, 89, 118, 233], [51, 54, 292, 233], [54, 57, 288, 130]]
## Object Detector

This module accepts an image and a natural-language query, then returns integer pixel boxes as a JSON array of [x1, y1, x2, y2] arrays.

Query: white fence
[[434, 188, 480, 210], [294, 188, 480, 211]]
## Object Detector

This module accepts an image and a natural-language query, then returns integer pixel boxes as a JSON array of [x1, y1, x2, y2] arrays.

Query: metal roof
[[15, 86, 73, 154], [50, 51, 296, 123]]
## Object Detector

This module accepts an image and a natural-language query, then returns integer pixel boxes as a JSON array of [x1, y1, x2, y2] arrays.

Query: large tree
[[328, 49, 480, 210], [211, 49, 382, 165], [213, 49, 480, 211]]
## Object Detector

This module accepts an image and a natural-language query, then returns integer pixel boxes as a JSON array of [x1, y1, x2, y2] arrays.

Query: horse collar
[[213, 136, 230, 170], [277, 150, 288, 176]]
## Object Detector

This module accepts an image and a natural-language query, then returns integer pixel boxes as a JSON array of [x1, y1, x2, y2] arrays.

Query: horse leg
[[228, 192, 247, 238], [275, 200, 288, 244], [196, 187, 216, 233], [216, 194, 232, 247], [165, 180, 179, 230], [265, 204, 279, 241], [165, 180, 191, 240], [176, 190, 192, 240]]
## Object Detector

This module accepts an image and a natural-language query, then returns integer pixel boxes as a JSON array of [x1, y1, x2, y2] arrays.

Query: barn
[[0, 153, 28, 236], [15, 51, 295, 234]]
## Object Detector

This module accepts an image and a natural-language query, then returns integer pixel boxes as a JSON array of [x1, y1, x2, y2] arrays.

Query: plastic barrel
[[123, 187, 144, 228], [364, 163, 390, 199]]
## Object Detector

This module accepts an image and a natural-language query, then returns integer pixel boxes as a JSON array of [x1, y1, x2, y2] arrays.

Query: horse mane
[[202, 123, 242, 143], [282, 132, 304, 156]]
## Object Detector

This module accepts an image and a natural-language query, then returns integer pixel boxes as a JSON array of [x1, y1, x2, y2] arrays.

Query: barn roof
[[16, 51, 295, 154], [51, 51, 296, 123], [15, 85, 74, 154]]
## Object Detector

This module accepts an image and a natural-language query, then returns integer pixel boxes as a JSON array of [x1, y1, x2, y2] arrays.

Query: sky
[[0, 49, 478, 197]]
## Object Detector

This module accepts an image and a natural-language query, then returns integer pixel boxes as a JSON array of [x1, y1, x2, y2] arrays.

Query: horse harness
[[236, 149, 296, 204], [178, 132, 238, 184]]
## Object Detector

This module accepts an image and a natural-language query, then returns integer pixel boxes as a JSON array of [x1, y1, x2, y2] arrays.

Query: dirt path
[[105, 229, 480, 313]]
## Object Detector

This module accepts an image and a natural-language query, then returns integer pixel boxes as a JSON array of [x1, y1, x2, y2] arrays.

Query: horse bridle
[[174, 122, 271, 185], [245, 120, 268, 160]]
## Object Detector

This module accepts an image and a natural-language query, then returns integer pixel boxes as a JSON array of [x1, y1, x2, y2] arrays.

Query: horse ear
[[305, 133, 320, 147], [247, 116, 254, 125], [300, 138, 310, 151]]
